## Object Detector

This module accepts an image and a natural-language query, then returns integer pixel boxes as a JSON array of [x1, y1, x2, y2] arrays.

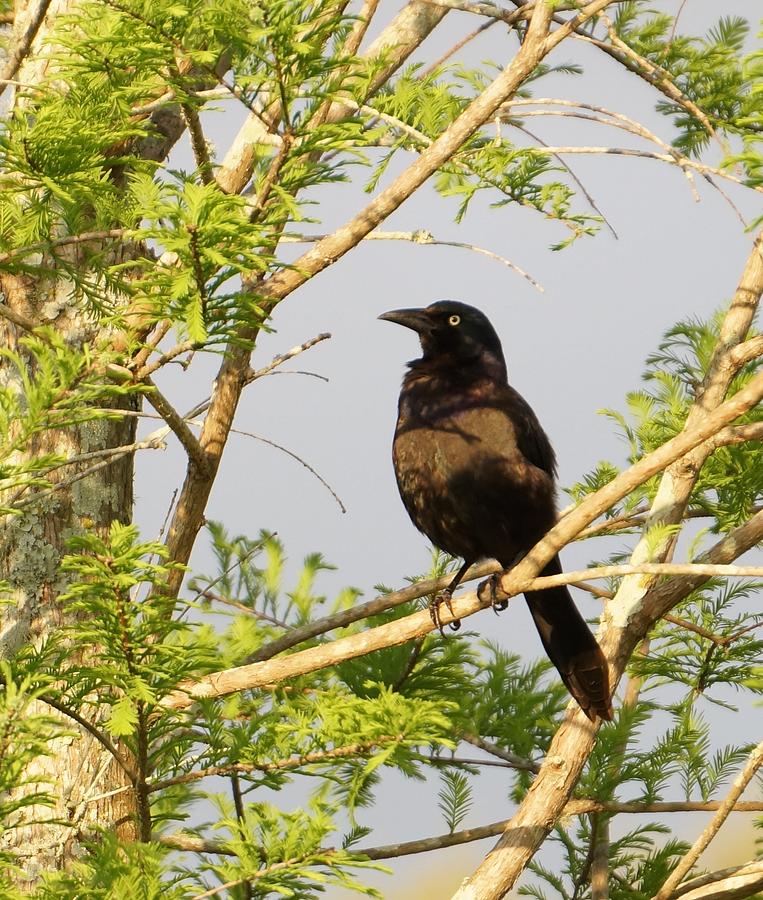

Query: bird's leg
[[478, 570, 511, 614], [488, 553, 524, 612], [430, 559, 472, 636]]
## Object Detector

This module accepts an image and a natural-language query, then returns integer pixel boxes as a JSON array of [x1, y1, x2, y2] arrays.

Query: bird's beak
[[378, 308, 432, 334]]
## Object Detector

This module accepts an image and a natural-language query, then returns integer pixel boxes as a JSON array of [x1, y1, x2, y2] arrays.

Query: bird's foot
[[429, 590, 461, 636], [478, 574, 510, 614]]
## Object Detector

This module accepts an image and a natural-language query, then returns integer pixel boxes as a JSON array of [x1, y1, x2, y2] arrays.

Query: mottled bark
[[0, 267, 140, 880], [0, 0, 142, 877]]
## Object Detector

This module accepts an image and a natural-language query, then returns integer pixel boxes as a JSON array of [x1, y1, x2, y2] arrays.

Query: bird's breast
[[392, 404, 556, 563]]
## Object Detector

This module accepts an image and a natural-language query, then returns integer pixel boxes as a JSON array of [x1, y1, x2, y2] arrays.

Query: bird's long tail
[[523, 555, 613, 721]]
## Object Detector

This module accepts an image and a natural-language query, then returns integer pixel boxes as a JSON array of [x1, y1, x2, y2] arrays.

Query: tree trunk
[[0, 264, 140, 881]]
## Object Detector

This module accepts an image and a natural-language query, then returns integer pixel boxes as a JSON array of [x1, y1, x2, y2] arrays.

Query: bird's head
[[379, 300, 506, 372]]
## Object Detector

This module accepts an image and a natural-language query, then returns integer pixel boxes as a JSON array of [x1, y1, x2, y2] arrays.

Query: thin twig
[[181, 103, 214, 184], [227, 428, 346, 514], [200, 589, 291, 629], [158, 797, 763, 865], [143, 377, 210, 476], [281, 230, 543, 291], [7, 437, 165, 515], [148, 738, 399, 793], [40, 695, 138, 784], [133, 340, 198, 380], [461, 733, 540, 773], [245, 332, 331, 382], [0, 228, 129, 266], [512, 122, 618, 238], [525, 145, 755, 196], [654, 739, 763, 900], [523, 562, 763, 594], [421, 19, 498, 77], [186, 537, 270, 605]]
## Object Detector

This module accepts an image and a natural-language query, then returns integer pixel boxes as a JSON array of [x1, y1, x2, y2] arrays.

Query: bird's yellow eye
[[448, 314, 461, 326]]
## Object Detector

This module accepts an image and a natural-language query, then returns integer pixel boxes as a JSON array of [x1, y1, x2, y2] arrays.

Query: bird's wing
[[500, 386, 557, 478]]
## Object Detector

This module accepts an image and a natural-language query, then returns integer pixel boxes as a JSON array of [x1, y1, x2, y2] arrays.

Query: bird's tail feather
[[523, 556, 613, 721]]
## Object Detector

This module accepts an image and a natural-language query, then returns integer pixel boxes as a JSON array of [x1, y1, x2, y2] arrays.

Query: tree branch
[[143, 378, 211, 476], [160, 0, 565, 598], [160, 374, 763, 712], [282, 230, 543, 291], [157, 800, 763, 862], [40, 695, 138, 784], [0, 0, 52, 99], [148, 737, 398, 793], [673, 861, 763, 900], [461, 733, 540, 773], [654, 739, 763, 900]]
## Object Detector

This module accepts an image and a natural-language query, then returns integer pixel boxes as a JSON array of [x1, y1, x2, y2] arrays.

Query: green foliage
[[571, 312, 762, 531], [437, 770, 473, 833], [0, 331, 142, 515], [632, 580, 763, 706], [190, 795, 386, 899], [0, 660, 68, 873], [613, 7, 763, 162], [369, 64, 600, 246], [38, 833, 193, 899], [127, 174, 271, 343]]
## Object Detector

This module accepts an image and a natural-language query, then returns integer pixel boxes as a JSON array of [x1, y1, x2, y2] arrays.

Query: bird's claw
[[429, 590, 461, 636], [478, 574, 510, 614]]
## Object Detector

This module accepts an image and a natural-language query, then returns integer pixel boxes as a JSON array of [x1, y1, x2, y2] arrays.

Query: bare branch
[[245, 332, 331, 382], [535, 146, 751, 195], [461, 733, 540, 773], [134, 341, 198, 380], [527, 562, 763, 592], [282, 230, 543, 290], [420, 0, 527, 26], [249, 560, 499, 663], [0, 0, 52, 99], [227, 428, 346, 513], [158, 799, 763, 865], [421, 19, 498, 77], [729, 334, 763, 368], [181, 103, 214, 184], [673, 861, 763, 900], [143, 378, 211, 476], [362, 799, 763, 862], [654, 739, 763, 900], [590, 813, 609, 900]]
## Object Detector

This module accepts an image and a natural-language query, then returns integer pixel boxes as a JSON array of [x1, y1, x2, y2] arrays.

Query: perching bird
[[379, 300, 613, 721]]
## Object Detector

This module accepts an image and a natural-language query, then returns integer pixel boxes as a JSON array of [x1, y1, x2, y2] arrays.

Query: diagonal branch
[[673, 861, 763, 900], [0, 0, 52, 99], [654, 738, 763, 900], [143, 378, 210, 476]]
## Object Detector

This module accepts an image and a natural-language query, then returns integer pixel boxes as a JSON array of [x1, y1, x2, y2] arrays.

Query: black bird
[[379, 300, 613, 721]]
